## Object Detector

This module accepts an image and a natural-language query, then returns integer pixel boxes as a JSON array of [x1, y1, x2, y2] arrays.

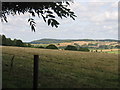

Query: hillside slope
[[2, 46, 119, 88], [30, 39, 119, 44]]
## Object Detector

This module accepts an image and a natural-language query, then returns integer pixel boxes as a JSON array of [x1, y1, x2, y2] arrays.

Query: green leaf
[[62, 14, 67, 18], [47, 11, 53, 14], [28, 18, 31, 22], [51, 19, 59, 25], [36, 11, 40, 17], [31, 20, 36, 24], [55, 24, 58, 28], [4, 17, 8, 22], [51, 22, 54, 27], [48, 15, 55, 18], [28, 18, 34, 22], [31, 25, 35, 32], [70, 15, 75, 20], [72, 14, 77, 17], [69, 11, 74, 15], [66, 2, 70, 5], [57, 13, 62, 19], [29, 11, 35, 17], [30, 21, 32, 26], [48, 19, 51, 26], [42, 15, 46, 22]]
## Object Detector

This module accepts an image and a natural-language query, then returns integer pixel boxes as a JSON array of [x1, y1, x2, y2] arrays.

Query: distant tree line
[[30, 39, 120, 44], [36, 44, 90, 52], [65, 45, 90, 52], [0, 35, 31, 47]]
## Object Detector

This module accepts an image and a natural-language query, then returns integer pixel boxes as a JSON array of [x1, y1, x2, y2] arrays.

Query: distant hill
[[29, 38, 119, 44], [30, 39, 72, 44]]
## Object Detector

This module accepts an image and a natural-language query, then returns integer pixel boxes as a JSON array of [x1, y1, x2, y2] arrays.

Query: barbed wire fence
[[2, 52, 71, 89], [3, 53, 38, 89]]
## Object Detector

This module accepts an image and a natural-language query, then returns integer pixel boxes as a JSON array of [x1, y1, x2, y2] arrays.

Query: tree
[[16, 40, 24, 47], [1, 2, 76, 32], [0, 35, 2, 45], [2, 35, 6, 45], [65, 45, 77, 51], [99, 45, 110, 49], [95, 50, 97, 52], [74, 43, 80, 50], [6, 38, 13, 46], [78, 47, 90, 52], [46, 44, 58, 49], [115, 45, 120, 49], [1, 34, 29, 47], [13, 39, 17, 46], [27, 43, 31, 47], [38, 46, 45, 48]]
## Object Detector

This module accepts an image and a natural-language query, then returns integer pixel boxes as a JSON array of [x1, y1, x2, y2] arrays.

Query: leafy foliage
[[65, 45, 77, 51], [37, 46, 45, 48], [78, 47, 90, 52], [99, 45, 111, 49], [1, 2, 77, 31], [0, 34, 30, 47], [46, 44, 58, 49], [115, 45, 120, 49], [65, 45, 89, 52], [28, 18, 36, 32]]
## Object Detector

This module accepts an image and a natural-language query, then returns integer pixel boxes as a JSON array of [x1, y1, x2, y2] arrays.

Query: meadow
[[2, 46, 119, 88], [104, 50, 120, 54], [90, 49, 120, 54]]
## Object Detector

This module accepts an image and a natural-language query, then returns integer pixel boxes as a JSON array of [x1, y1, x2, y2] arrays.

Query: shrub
[[65, 45, 77, 51], [78, 47, 90, 52], [96, 50, 98, 52], [58, 46, 66, 50], [38, 46, 45, 48], [24, 43, 31, 47], [46, 44, 58, 49]]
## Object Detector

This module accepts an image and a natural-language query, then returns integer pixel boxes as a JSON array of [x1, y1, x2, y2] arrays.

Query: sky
[[0, 0, 119, 42]]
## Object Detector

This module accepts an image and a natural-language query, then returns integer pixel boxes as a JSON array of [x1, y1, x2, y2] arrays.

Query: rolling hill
[[29, 38, 119, 44], [2, 46, 119, 88]]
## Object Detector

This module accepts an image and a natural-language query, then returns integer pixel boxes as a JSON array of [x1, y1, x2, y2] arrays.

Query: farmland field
[[104, 50, 120, 54], [90, 49, 120, 54], [1, 46, 119, 88], [31, 44, 49, 47]]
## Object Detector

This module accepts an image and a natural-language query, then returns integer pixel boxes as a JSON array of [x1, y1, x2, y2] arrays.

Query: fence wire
[[2, 52, 71, 88]]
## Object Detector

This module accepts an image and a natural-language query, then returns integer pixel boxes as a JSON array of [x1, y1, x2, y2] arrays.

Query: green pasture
[[2, 46, 119, 88]]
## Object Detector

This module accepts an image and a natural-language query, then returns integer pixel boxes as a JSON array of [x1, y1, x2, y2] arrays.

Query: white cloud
[[70, 2, 87, 11], [105, 11, 118, 20], [2, 1, 118, 41], [111, 2, 118, 8], [91, 11, 118, 23], [88, 2, 107, 7], [103, 25, 113, 29]]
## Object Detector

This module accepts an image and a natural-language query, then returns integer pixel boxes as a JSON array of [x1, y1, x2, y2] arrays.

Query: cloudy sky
[[0, 0, 119, 42]]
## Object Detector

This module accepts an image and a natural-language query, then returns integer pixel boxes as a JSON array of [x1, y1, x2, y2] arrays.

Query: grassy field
[[2, 46, 119, 88], [31, 44, 49, 47], [104, 51, 120, 54], [90, 49, 120, 54]]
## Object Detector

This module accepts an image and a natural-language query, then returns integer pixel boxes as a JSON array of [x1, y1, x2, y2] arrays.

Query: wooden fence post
[[33, 55, 39, 90], [9, 55, 15, 74]]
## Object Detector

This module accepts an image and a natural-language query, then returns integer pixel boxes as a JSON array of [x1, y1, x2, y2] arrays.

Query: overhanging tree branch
[[1, 2, 77, 32]]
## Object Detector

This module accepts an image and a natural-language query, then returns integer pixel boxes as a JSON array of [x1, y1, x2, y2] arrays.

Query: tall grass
[[2, 46, 119, 88]]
